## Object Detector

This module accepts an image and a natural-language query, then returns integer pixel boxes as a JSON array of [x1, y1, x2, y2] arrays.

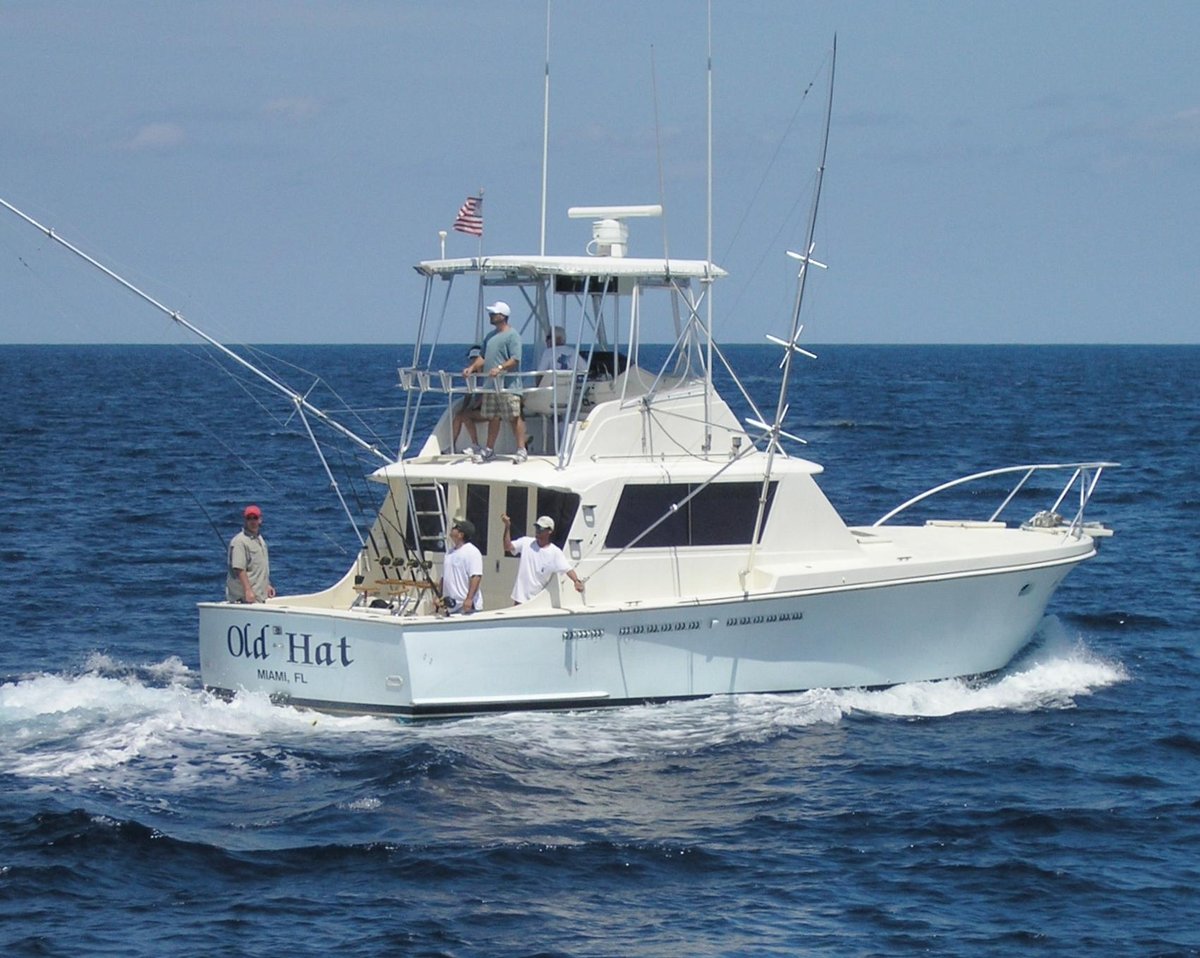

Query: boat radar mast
[[568, 204, 663, 257]]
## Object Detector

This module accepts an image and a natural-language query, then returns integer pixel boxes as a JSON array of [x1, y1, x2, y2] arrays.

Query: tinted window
[[536, 489, 582, 547], [505, 485, 529, 540], [605, 482, 775, 549], [464, 482, 490, 555]]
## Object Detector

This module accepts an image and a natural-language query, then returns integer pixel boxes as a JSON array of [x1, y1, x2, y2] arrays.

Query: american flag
[[452, 195, 483, 236]]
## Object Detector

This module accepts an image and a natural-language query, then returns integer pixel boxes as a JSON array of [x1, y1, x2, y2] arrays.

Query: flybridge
[[396, 201, 741, 468]]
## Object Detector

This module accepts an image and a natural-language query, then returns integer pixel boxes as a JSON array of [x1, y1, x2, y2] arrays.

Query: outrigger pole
[[2, 196, 393, 547], [0, 196, 392, 468], [742, 38, 836, 588]]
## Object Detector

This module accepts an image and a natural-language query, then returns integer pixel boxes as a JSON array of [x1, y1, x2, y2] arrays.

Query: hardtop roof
[[415, 254, 727, 281]]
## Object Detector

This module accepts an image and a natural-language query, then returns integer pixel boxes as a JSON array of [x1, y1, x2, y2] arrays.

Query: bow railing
[[874, 462, 1118, 537]]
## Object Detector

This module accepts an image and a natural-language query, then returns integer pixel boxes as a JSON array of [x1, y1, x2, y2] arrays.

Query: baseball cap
[[534, 515, 555, 532], [452, 517, 476, 540], [466, 345, 483, 359], [485, 301, 511, 318], [244, 505, 262, 518]]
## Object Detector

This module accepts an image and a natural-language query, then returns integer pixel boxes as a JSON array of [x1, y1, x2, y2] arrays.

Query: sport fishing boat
[[1, 44, 1114, 720], [195, 193, 1112, 716]]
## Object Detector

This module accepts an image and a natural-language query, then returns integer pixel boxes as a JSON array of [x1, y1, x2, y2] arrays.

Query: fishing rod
[[361, 480, 444, 607], [0, 196, 393, 467], [390, 480, 443, 602], [183, 486, 231, 553]]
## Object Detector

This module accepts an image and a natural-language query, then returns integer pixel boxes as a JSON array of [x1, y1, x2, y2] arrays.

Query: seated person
[[451, 345, 486, 454], [538, 326, 586, 373]]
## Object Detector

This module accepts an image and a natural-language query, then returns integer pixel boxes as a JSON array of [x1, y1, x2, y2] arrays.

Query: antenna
[[704, 0, 715, 453], [539, 0, 552, 255]]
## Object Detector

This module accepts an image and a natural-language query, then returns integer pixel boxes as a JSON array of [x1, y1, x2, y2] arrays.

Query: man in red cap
[[226, 504, 276, 603]]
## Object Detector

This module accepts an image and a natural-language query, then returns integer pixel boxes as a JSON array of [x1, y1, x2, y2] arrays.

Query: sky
[[1, 0, 1197, 345]]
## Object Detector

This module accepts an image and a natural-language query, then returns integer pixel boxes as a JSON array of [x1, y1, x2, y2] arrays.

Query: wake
[[0, 617, 1128, 780]]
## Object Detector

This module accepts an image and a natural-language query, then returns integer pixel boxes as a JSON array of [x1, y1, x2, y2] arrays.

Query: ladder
[[407, 482, 448, 562]]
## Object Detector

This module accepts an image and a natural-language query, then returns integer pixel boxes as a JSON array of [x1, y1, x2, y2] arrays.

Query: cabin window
[[536, 490, 582, 547], [505, 486, 529, 540], [464, 482, 490, 555], [604, 482, 776, 549]]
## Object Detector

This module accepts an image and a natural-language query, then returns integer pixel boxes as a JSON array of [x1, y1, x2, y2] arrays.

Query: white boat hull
[[199, 555, 1083, 718]]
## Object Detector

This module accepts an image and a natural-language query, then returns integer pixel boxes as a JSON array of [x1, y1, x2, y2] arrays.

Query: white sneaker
[[514, 447, 528, 463], [473, 447, 495, 463], [460, 445, 475, 457]]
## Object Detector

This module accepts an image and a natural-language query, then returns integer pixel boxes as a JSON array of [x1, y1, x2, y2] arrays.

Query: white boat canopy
[[415, 255, 727, 282]]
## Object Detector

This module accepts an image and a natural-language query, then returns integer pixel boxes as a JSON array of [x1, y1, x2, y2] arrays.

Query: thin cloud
[[263, 97, 322, 121], [1141, 106, 1200, 148], [121, 122, 186, 151]]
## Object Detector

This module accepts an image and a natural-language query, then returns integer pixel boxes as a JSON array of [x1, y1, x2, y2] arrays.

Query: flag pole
[[476, 187, 485, 258]]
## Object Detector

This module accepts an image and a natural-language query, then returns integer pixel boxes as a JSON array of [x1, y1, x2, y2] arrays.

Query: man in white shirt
[[439, 518, 483, 614], [502, 513, 584, 604]]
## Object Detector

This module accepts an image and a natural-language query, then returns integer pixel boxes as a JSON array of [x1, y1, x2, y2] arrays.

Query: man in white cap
[[501, 513, 584, 604], [463, 301, 527, 463]]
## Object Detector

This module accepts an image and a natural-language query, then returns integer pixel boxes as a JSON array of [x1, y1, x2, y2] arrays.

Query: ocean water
[[1, 343, 1197, 957]]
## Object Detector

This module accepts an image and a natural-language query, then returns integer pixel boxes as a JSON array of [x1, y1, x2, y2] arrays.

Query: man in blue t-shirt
[[462, 301, 527, 463]]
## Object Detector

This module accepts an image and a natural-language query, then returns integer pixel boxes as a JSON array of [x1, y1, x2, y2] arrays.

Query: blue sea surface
[[1, 343, 1197, 957]]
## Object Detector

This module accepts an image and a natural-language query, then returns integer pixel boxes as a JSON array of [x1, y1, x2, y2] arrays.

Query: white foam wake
[[0, 656, 394, 784], [0, 619, 1128, 782], [437, 619, 1128, 762]]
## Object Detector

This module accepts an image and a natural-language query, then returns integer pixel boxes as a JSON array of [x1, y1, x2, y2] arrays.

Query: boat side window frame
[[505, 485, 529, 542], [464, 482, 490, 556], [535, 489, 582, 548], [604, 481, 777, 549]]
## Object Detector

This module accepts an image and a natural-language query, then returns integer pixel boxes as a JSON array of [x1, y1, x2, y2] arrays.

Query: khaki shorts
[[482, 391, 522, 420], [457, 395, 485, 420]]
